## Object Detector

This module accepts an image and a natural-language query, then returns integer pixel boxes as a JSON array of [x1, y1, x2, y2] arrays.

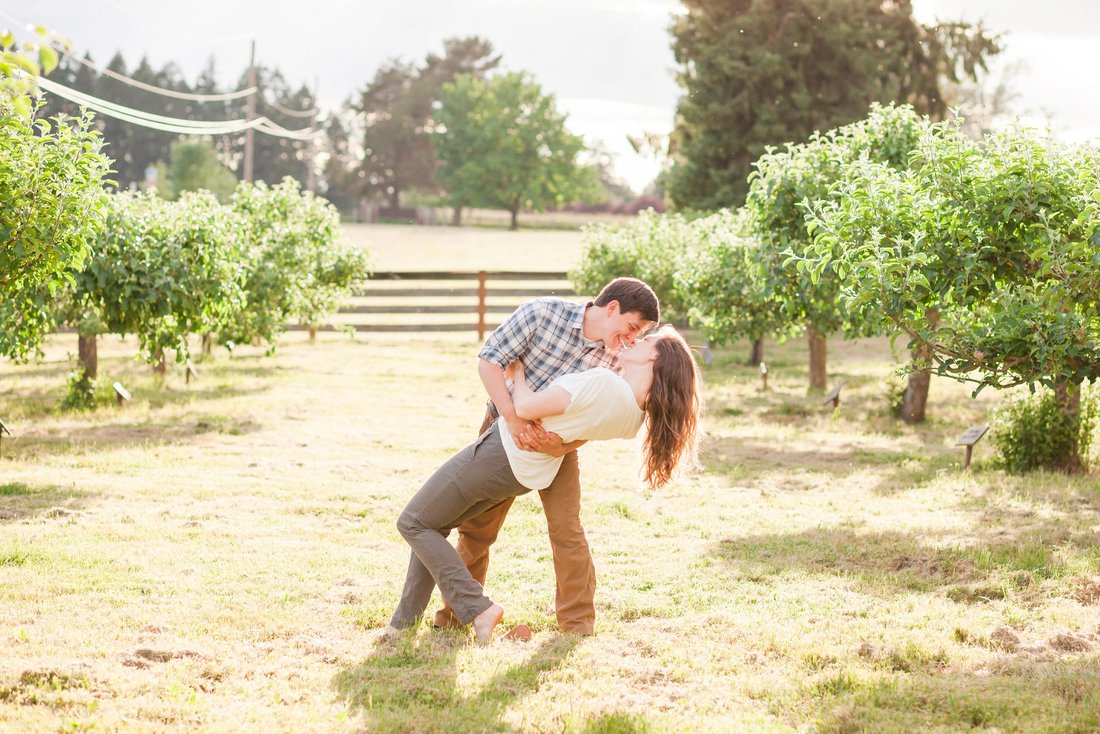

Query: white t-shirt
[[498, 367, 645, 490]]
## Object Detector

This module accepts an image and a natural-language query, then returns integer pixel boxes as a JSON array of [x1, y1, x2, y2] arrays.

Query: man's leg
[[434, 405, 515, 628], [538, 451, 596, 635]]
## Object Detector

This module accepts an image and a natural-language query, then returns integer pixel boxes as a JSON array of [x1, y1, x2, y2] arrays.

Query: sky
[[4, 0, 1099, 192]]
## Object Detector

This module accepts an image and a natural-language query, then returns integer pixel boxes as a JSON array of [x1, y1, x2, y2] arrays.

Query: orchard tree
[[806, 121, 1100, 471], [747, 103, 926, 392], [69, 191, 247, 380], [221, 177, 369, 350], [667, 0, 1000, 209], [1, 30, 111, 361], [674, 209, 786, 364], [434, 72, 600, 230]]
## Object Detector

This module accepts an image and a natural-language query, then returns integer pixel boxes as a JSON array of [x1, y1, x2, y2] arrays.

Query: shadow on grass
[[333, 630, 581, 731], [5, 414, 264, 460], [702, 434, 957, 495], [806, 657, 1100, 733], [0, 481, 98, 522], [711, 519, 1100, 601]]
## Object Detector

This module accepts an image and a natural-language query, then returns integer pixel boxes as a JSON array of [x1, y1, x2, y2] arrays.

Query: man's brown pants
[[433, 408, 596, 634]]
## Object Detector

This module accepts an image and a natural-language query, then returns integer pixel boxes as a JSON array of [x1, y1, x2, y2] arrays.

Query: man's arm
[[508, 361, 587, 457], [479, 357, 537, 446]]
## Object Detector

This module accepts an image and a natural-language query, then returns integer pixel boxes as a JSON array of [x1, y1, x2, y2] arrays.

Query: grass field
[[1, 225, 1099, 733]]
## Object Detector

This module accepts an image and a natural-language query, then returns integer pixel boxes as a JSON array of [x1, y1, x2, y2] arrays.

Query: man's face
[[602, 304, 655, 351]]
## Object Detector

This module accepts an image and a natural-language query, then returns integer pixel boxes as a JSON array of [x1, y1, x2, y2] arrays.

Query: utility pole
[[243, 39, 256, 183], [306, 76, 318, 192]]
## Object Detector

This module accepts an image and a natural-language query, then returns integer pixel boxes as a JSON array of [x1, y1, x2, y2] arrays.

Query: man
[[434, 277, 660, 635]]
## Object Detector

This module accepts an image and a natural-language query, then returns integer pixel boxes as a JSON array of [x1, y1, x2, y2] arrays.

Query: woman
[[386, 325, 702, 643]]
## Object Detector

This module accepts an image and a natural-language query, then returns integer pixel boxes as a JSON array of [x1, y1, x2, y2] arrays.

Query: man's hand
[[505, 416, 544, 451], [516, 429, 583, 457]]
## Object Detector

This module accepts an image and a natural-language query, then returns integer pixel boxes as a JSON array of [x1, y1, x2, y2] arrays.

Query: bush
[[222, 178, 370, 348], [571, 210, 699, 322], [993, 388, 1097, 474], [59, 370, 99, 412]]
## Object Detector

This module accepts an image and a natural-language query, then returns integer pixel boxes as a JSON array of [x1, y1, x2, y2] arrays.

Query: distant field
[[342, 222, 589, 272]]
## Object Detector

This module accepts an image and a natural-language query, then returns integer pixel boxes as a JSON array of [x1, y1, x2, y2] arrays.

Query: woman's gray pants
[[390, 423, 529, 629]]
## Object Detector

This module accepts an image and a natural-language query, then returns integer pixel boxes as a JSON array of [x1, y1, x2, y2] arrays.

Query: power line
[[264, 97, 319, 118], [3, 9, 316, 115], [35, 74, 321, 140], [55, 46, 258, 102]]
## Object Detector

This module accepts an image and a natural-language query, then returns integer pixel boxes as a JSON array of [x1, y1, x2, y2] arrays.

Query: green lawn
[[1, 228, 1098, 732]]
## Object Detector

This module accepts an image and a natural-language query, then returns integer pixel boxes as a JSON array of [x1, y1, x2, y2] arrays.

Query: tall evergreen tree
[[666, 0, 1001, 209]]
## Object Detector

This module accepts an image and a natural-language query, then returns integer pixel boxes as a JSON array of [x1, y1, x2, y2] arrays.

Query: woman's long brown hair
[[642, 326, 702, 489]]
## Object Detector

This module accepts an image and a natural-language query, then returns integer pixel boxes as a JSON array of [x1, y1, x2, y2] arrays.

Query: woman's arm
[[509, 362, 573, 421]]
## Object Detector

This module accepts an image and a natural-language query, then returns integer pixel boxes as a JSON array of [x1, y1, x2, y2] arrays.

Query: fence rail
[[296, 270, 578, 339]]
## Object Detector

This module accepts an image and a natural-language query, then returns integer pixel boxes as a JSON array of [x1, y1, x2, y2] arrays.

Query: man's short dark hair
[[593, 277, 660, 323]]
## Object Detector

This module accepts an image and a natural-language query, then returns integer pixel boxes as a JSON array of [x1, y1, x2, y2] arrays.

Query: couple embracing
[[384, 277, 702, 643]]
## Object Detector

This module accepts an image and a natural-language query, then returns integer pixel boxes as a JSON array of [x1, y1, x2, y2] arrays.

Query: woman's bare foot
[[473, 604, 504, 645]]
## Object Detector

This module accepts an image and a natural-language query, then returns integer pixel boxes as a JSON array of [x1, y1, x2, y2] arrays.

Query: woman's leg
[[389, 427, 526, 628]]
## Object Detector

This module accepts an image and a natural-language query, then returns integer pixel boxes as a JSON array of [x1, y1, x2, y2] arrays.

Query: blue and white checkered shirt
[[478, 298, 621, 391]]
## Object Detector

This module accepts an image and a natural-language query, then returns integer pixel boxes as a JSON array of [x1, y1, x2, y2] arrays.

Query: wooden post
[[477, 270, 488, 341], [760, 361, 768, 391], [244, 40, 256, 183]]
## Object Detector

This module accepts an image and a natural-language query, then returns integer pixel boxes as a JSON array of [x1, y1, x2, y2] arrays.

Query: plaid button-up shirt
[[478, 298, 621, 391]]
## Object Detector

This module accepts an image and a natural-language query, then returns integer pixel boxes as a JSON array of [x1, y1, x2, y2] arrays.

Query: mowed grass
[[0, 226, 1098, 732]]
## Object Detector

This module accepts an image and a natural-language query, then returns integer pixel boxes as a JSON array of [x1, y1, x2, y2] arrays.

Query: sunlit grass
[[1, 284, 1098, 730]]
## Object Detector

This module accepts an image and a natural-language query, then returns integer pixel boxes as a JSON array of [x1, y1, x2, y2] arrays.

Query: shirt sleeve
[[478, 300, 543, 367]]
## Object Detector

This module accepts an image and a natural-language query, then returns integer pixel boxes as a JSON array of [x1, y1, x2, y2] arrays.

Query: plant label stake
[[0, 417, 10, 459], [186, 359, 199, 385], [760, 361, 768, 391], [113, 381, 132, 406], [821, 381, 845, 410], [955, 424, 989, 470]]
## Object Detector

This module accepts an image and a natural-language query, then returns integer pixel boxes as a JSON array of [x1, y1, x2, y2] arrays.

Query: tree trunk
[[78, 333, 97, 380], [747, 335, 764, 366], [452, 206, 462, 226], [1053, 380, 1084, 473], [308, 325, 317, 343], [807, 326, 827, 393], [200, 333, 213, 361], [152, 349, 167, 377], [388, 188, 400, 209], [901, 309, 939, 424], [509, 207, 519, 231]]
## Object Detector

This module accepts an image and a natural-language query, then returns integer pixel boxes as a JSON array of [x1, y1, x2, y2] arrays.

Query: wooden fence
[[294, 271, 578, 339]]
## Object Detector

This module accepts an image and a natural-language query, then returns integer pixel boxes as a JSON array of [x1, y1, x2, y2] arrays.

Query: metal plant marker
[[955, 424, 989, 470], [113, 381, 132, 406], [821, 381, 845, 410]]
